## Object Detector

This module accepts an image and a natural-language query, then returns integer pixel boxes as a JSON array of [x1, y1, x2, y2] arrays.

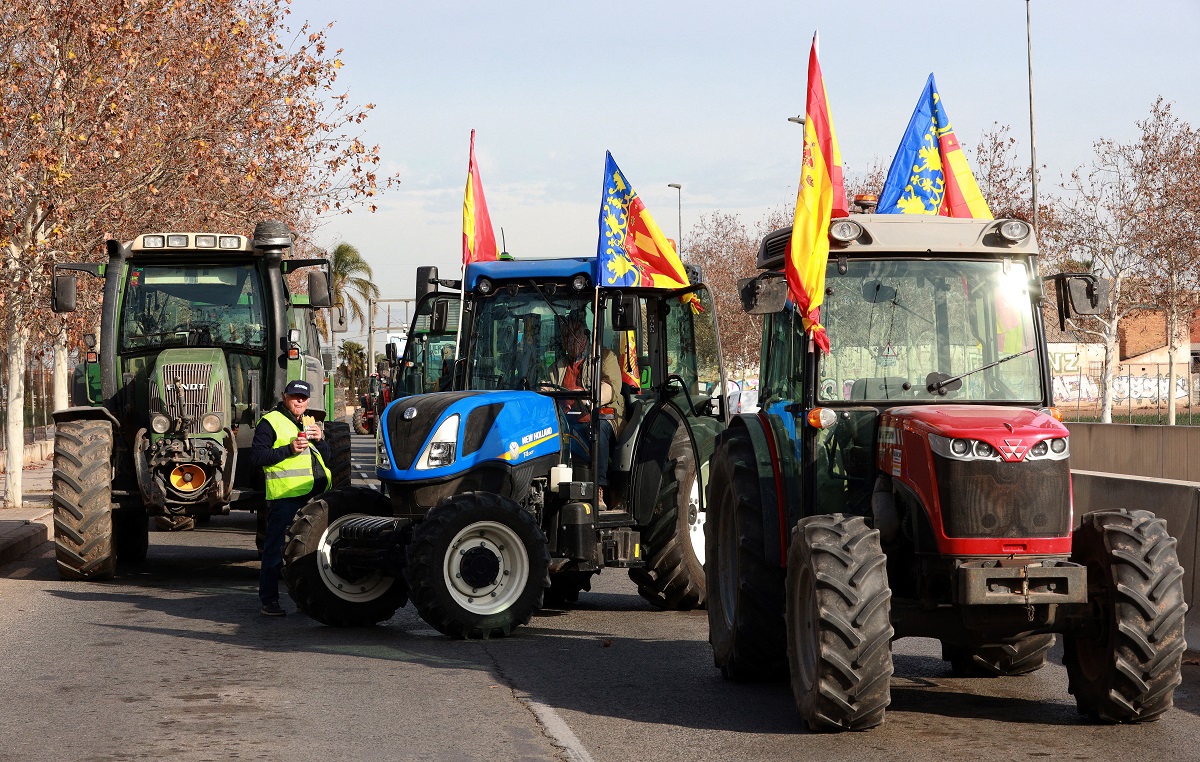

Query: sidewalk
[[0, 458, 55, 566]]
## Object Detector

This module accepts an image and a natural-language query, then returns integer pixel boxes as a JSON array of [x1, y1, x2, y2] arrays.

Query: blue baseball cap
[[284, 380, 312, 398]]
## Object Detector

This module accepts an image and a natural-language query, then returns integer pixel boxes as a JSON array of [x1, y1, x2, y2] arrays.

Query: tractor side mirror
[[611, 294, 638, 332], [307, 270, 332, 307], [385, 342, 398, 363], [416, 265, 439, 300], [431, 297, 450, 334], [1046, 273, 1106, 330], [332, 304, 348, 334], [738, 275, 788, 315], [52, 274, 78, 313]]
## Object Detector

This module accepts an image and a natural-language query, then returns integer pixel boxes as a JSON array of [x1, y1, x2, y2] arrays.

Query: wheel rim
[[318, 514, 397, 603], [686, 474, 705, 565], [443, 520, 529, 615]]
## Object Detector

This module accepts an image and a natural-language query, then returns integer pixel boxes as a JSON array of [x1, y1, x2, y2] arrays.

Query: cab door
[[625, 285, 726, 527]]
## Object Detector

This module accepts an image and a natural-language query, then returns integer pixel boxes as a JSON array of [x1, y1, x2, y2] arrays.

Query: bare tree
[[1130, 99, 1200, 425], [0, 0, 395, 505]]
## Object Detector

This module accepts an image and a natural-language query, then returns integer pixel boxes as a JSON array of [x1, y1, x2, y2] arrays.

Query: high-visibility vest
[[260, 410, 331, 501]]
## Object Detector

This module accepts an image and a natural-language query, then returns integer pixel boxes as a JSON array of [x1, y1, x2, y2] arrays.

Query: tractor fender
[[52, 405, 119, 428], [726, 413, 784, 567]]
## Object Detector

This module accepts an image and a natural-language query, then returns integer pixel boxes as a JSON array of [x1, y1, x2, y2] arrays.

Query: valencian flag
[[786, 33, 847, 354], [597, 152, 690, 291], [877, 74, 992, 219], [463, 129, 499, 265]]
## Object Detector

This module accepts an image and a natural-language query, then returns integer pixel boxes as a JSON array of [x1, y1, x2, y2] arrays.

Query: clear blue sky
[[287, 0, 1199, 338]]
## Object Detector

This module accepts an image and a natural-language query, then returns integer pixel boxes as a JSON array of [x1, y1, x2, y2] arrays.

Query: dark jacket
[[250, 402, 333, 498]]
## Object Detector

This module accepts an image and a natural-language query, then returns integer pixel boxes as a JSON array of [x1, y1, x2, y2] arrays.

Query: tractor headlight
[[151, 414, 171, 434], [376, 428, 391, 470], [200, 413, 223, 433], [929, 434, 1002, 462], [998, 219, 1031, 243], [416, 414, 459, 470], [828, 219, 863, 243], [1030, 440, 1048, 458], [949, 438, 971, 457], [1049, 437, 1067, 454]]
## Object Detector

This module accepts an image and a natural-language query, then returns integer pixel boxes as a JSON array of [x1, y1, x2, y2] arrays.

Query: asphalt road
[[2, 434, 1200, 761]]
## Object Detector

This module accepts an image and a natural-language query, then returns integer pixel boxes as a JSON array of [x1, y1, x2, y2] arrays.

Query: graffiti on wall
[[1053, 373, 1196, 404]]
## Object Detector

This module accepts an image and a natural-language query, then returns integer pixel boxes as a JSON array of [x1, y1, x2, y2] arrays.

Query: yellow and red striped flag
[[463, 129, 499, 265], [786, 34, 847, 353]]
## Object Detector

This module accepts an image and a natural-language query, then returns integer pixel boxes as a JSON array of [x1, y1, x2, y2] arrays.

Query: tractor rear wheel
[[352, 408, 368, 435], [324, 421, 353, 488], [407, 492, 549, 639], [113, 509, 149, 564], [786, 514, 893, 732], [52, 419, 116, 581], [283, 486, 408, 627], [945, 635, 1055, 677], [706, 428, 786, 681], [629, 428, 705, 610], [1063, 509, 1186, 723]]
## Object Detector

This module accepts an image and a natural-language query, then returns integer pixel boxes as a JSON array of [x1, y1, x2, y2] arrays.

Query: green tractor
[[50, 221, 352, 579]]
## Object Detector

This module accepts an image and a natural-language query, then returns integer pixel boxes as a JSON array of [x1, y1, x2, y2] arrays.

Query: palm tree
[[329, 242, 380, 339], [339, 339, 367, 397]]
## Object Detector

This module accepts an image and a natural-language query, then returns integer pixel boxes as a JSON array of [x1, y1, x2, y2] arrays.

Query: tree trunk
[[4, 324, 28, 508], [53, 328, 69, 412], [1100, 317, 1119, 424]]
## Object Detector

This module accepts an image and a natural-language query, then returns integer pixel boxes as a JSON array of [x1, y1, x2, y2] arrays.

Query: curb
[[0, 507, 53, 567]]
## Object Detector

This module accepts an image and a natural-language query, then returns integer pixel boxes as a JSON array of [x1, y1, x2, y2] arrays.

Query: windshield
[[466, 288, 591, 391], [818, 259, 1040, 402], [119, 264, 267, 352]]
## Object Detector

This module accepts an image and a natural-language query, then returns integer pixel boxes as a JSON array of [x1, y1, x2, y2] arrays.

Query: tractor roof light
[[997, 219, 1031, 243], [829, 219, 863, 244], [570, 274, 590, 291], [219, 236, 242, 249], [142, 235, 165, 248], [167, 234, 189, 248], [806, 407, 838, 430], [195, 235, 217, 248], [477, 277, 494, 295]]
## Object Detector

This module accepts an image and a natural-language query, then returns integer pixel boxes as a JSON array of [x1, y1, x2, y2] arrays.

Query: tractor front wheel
[[706, 428, 786, 681], [1063, 509, 1186, 723], [407, 492, 549, 639], [52, 419, 116, 581], [786, 514, 893, 732], [283, 486, 408, 626]]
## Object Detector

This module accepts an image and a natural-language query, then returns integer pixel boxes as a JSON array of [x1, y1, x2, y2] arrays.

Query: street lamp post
[[667, 183, 682, 255], [1026, 0, 1039, 231], [787, 115, 805, 126]]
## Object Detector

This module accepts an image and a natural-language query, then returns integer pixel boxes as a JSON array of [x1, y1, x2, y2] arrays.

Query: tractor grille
[[150, 363, 224, 434], [934, 455, 1070, 539]]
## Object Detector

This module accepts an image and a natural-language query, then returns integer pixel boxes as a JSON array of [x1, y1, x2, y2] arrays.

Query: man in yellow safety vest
[[249, 379, 332, 616]]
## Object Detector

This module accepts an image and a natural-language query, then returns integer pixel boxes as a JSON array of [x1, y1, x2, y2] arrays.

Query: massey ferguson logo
[[997, 438, 1027, 461]]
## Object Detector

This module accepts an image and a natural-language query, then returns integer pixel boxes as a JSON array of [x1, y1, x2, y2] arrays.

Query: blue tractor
[[283, 257, 729, 637]]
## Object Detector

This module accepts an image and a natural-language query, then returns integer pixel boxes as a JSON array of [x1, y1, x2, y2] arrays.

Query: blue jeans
[[566, 418, 614, 487], [259, 495, 309, 605]]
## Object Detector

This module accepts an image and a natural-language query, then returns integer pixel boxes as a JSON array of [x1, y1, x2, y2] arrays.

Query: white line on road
[[524, 700, 595, 762]]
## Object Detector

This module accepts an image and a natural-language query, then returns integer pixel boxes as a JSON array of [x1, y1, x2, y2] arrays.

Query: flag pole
[[1026, 0, 1039, 231]]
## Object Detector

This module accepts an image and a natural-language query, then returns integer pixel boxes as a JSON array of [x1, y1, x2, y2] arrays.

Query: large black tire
[[407, 492, 550, 639], [628, 428, 706, 610], [352, 408, 368, 435], [52, 419, 117, 581], [113, 509, 150, 564], [324, 421, 353, 488], [1063, 509, 1186, 723], [786, 514, 894, 732], [283, 485, 408, 627], [706, 428, 787, 681], [945, 635, 1055, 677]]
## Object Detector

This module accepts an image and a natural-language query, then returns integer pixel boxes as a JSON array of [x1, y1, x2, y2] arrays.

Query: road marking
[[524, 700, 594, 762]]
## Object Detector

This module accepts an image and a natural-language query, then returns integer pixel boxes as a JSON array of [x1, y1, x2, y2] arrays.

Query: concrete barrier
[[0, 441, 54, 473], [1072, 469, 1200, 653]]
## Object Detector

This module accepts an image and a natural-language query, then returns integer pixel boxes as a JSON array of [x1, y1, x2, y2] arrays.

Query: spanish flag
[[786, 34, 847, 354], [463, 130, 499, 265]]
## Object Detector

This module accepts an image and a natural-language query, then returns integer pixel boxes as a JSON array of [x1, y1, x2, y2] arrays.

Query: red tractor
[[353, 365, 391, 435], [706, 212, 1187, 731]]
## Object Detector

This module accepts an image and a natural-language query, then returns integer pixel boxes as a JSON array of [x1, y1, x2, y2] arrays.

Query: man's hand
[[305, 424, 323, 442], [291, 436, 309, 453]]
